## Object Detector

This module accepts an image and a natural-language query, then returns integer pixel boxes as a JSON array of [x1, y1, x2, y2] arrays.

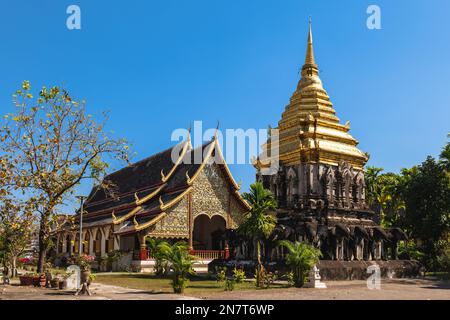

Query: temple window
[[105, 229, 114, 253], [94, 230, 102, 256]]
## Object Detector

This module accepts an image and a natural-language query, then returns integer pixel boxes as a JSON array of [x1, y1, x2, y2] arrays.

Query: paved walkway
[[0, 278, 448, 300], [0, 282, 199, 300]]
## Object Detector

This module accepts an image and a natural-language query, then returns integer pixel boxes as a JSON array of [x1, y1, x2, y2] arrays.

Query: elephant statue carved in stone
[[349, 226, 370, 261], [367, 226, 389, 260], [326, 223, 351, 260], [386, 227, 408, 260]]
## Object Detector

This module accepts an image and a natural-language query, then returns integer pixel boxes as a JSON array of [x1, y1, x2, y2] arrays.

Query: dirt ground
[[0, 278, 448, 300], [200, 278, 450, 300]]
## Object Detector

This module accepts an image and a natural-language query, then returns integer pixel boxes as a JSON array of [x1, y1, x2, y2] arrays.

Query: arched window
[[105, 229, 114, 253], [66, 235, 71, 254], [94, 230, 102, 256]]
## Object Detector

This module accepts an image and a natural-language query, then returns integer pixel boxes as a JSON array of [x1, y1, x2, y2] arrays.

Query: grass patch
[[94, 273, 286, 296]]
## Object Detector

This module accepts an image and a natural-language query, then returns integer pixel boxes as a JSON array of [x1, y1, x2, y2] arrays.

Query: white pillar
[[100, 229, 106, 257], [88, 231, 94, 255], [114, 235, 120, 250]]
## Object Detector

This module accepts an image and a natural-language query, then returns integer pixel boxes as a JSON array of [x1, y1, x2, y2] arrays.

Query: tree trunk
[[37, 213, 50, 273], [11, 256, 17, 278], [256, 240, 265, 288], [37, 247, 46, 274]]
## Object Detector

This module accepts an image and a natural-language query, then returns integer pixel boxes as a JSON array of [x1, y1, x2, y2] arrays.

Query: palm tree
[[146, 238, 172, 276], [278, 241, 322, 287], [238, 182, 277, 287], [168, 244, 195, 294]]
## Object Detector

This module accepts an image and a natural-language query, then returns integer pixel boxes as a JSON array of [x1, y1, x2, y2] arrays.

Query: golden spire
[[272, 18, 369, 170], [304, 17, 316, 66]]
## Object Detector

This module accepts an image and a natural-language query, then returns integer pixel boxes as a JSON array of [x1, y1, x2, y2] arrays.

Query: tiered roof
[[76, 137, 249, 235], [263, 21, 368, 170]]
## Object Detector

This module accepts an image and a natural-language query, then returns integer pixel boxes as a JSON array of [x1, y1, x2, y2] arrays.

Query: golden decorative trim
[[136, 183, 167, 206], [161, 140, 190, 183], [186, 141, 216, 185], [133, 216, 139, 227], [160, 187, 193, 211], [214, 140, 240, 190], [112, 206, 142, 225], [135, 212, 167, 232], [234, 190, 251, 210]]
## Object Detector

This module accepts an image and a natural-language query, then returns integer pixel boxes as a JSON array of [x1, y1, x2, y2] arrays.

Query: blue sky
[[1, 0, 449, 210]]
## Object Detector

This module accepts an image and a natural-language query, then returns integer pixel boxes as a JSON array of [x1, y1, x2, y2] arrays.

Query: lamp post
[[76, 196, 87, 256]]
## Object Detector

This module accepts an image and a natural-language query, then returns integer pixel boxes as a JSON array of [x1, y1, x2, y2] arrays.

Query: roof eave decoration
[[135, 212, 167, 232], [214, 139, 241, 190], [136, 183, 167, 206], [159, 186, 193, 211], [210, 139, 251, 210], [234, 190, 252, 210], [186, 140, 216, 185], [112, 206, 142, 225], [185, 138, 251, 211], [161, 140, 191, 183]]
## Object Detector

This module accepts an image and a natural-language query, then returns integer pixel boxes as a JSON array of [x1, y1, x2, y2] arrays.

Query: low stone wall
[[316, 260, 422, 280], [208, 259, 422, 280]]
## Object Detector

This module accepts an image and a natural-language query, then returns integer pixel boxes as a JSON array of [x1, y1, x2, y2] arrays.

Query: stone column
[[113, 235, 120, 250], [100, 229, 106, 257], [88, 231, 94, 256]]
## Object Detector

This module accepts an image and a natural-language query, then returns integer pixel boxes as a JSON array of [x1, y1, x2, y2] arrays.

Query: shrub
[[254, 268, 276, 289], [225, 279, 235, 291], [286, 271, 295, 287], [436, 246, 450, 273], [166, 242, 195, 294], [277, 241, 321, 288], [232, 267, 245, 283], [215, 266, 227, 282], [398, 241, 424, 261]]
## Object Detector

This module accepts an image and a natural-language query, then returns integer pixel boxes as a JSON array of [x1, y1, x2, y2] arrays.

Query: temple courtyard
[[0, 276, 448, 300]]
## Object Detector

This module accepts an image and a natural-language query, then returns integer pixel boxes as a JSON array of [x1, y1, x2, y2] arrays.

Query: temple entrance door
[[192, 215, 226, 250]]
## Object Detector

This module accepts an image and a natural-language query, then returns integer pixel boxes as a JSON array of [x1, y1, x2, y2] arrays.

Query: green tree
[[365, 166, 384, 208], [365, 167, 406, 227], [277, 241, 322, 287], [160, 241, 195, 294], [0, 81, 130, 273], [403, 156, 450, 270], [440, 140, 450, 173], [0, 198, 36, 277], [238, 182, 277, 287], [146, 238, 172, 276]]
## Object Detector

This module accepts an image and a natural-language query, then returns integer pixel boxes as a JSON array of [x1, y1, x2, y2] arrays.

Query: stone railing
[[190, 250, 225, 260]]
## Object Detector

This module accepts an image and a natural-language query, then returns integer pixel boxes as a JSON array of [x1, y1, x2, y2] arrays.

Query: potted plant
[[50, 273, 60, 288], [19, 273, 35, 286], [77, 254, 95, 284], [39, 273, 47, 287], [32, 273, 40, 287]]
